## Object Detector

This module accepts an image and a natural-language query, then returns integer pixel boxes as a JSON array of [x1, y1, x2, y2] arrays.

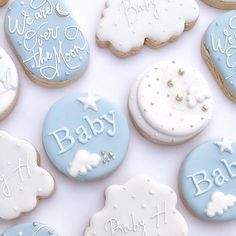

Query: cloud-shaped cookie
[[96, 0, 199, 57], [205, 191, 236, 217], [68, 150, 101, 177], [84, 176, 188, 236], [0, 131, 55, 220]]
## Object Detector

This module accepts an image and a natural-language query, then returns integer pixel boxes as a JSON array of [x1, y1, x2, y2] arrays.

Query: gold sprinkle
[[178, 68, 185, 76], [176, 94, 183, 102], [167, 80, 174, 87], [202, 105, 208, 112]]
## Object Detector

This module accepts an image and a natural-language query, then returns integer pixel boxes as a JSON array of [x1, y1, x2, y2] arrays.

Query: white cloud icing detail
[[206, 191, 236, 218], [97, 0, 199, 53], [186, 86, 211, 108], [84, 176, 188, 236], [68, 150, 101, 177], [0, 131, 55, 220]]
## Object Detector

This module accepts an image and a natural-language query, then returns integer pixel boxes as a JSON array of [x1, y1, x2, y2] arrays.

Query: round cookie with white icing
[[201, 0, 236, 9], [84, 176, 188, 236], [180, 138, 236, 221], [2, 222, 59, 236], [0, 131, 55, 220], [96, 0, 199, 57], [43, 92, 129, 181], [202, 11, 236, 102], [0, 47, 19, 121], [4, 0, 89, 87], [129, 61, 213, 145]]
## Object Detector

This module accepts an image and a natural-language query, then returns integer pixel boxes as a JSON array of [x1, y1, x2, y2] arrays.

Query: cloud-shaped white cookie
[[96, 0, 199, 55], [68, 150, 101, 177], [0, 131, 55, 220], [206, 191, 236, 217], [84, 176, 188, 236]]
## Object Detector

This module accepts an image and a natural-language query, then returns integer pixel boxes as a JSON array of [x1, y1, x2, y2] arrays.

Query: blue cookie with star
[[2, 222, 58, 236], [179, 138, 236, 221], [4, 0, 89, 87], [43, 92, 129, 181]]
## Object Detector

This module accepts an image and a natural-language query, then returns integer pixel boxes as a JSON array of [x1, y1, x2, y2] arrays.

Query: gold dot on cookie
[[202, 105, 208, 112], [176, 94, 183, 102], [178, 68, 185, 76], [167, 80, 174, 87]]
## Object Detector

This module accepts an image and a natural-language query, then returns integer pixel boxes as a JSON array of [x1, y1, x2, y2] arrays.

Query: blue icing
[[180, 138, 236, 221], [204, 10, 236, 97], [4, 0, 89, 84], [42, 92, 129, 181], [2, 222, 58, 236]]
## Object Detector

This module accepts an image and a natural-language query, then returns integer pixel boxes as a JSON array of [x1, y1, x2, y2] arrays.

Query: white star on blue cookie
[[214, 138, 234, 154], [77, 92, 100, 111]]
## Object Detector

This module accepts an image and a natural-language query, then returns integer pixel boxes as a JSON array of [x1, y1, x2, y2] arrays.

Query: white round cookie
[[0, 47, 19, 120], [129, 61, 213, 145]]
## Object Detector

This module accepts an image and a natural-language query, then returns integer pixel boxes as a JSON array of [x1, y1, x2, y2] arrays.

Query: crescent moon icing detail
[[55, 3, 70, 17]]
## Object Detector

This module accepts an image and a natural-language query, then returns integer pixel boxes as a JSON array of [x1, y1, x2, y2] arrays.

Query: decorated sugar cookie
[[5, 0, 89, 87], [129, 61, 213, 145], [180, 138, 236, 221], [201, 0, 236, 9], [2, 222, 58, 236], [202, 11, 236, 102], [0, 47, 19, 120], [96, 0, 199, 57], [0, 0, 8, 7], [43, 92, 129, 181], [84, 176, 188, 236], [0, 131, 55, 220]]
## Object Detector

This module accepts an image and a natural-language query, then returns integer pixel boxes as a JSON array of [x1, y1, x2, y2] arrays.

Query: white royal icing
[[84, 176, 188, 236], [129, 61, 213, 144], [68, 150, 101, 177], [0, 47, 19, 119], [0, 131, 55, 220], [97, 0, 199, 53], [215, 137, 234, 154], [205, 191, 236, 217]]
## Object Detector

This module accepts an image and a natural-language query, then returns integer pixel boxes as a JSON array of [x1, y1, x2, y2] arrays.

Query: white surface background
[[0, 0, 236, 235]]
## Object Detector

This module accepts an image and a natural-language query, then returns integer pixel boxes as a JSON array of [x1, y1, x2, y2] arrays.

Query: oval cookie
[[0, 131, 55, 220], [129, 61, 213, 145], [5, 0, 89, 87], [96, 0, 199, 57], [43, 92, 129, 181], [180, 138, 236, 221], [202, 11, 236, 102], [201, 0, 236, 9], [84, 176, 188, 236], [0, 47, 19, 121], [2, 222, 58, 236]]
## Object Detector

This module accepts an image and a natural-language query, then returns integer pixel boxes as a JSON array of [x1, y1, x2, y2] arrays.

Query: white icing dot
[[18, 232, 23, 236], [19, 186, 23, 191], [131, 194, 137, 199]]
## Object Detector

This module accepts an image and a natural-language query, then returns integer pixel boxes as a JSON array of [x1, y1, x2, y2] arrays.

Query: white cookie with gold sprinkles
[[129, 61, 213, 145]]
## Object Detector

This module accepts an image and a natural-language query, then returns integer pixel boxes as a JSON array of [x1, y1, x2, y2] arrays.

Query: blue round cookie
[[180, 138, 236, 221], [2, 222, 58, 236], [4, 0, 89, 87], [43, 92, 129, 181]]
